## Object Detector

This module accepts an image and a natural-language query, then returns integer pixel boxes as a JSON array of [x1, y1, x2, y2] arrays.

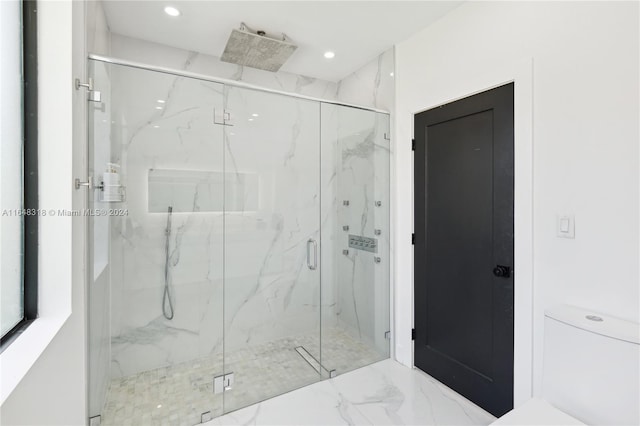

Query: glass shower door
[[87, 60, 226, 425], [222, 86, 322, 412]]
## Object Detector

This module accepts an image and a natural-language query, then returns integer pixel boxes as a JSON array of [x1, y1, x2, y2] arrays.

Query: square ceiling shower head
[[221, 28, 298, 72]]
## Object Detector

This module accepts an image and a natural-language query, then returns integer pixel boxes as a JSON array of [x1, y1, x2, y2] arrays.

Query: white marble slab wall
[[372, 112, 391, 355], [103, 60, 334, 379], [109, 34, 339, 102], [106, 62, 226, 378], [336, 48, 395, 112], [222, 86, 322, 357], [334, 47, 394, 358], [330, 105, 391, 360], [321, 107, 340, 332]]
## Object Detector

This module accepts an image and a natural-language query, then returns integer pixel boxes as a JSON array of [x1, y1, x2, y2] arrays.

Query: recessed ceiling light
[[153, 125, 160, 128], [157, 404, 162, 409], [248, 118, 254, 121], [389, 72, 394, 77], [324, 51, 335, 59], [155, 106, 163, 110], [164, 6, 181, 17], [252, 113, 259, 117], [157, 99, 166, 103]]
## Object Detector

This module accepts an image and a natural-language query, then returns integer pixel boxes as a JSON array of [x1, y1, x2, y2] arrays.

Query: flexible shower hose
[[163, 206, 174, 320]]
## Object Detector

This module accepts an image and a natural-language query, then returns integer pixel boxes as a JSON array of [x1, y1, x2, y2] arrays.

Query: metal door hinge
[[412, 328, 416, 341], [412, 233, 415, 245], [213, 372, 235, 394], [75, 176, 104, 191], [412, 139, 416, 151], [214, 108, 234, 126], [75, 78, 102, 102], [384, 132, 391, 141], [384, 330, 391, 340]]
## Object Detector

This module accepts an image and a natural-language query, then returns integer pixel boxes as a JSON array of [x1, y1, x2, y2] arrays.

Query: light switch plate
[[557, 215, 575, 239]]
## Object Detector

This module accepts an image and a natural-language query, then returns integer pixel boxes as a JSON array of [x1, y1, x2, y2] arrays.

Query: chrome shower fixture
[[163, 206, 174, 320], [221, 22, 298, 72]]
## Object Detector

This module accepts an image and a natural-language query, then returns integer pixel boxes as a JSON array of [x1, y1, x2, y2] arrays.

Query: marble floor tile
[[210, 359, 496, 426], [100, 327, 385, 426]]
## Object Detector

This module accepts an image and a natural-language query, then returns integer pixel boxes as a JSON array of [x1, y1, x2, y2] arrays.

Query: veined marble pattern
[[87, 54, 391, 422], [324, 103, 391, 357], [337, 48, 395, 112], [100, 327, 385, 426], [110, 34, 339, 102], [208, 358, 496, 426], [105, 61, 226, 378]]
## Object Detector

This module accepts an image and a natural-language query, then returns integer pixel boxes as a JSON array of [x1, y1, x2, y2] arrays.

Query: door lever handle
[[493, 265, 511, 278]]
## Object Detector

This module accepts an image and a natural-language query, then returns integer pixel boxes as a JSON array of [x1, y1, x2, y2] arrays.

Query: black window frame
[[0, 0, 38, 352]]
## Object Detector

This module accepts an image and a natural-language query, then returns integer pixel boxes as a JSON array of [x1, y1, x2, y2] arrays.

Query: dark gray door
[[413, 83, 514, 417]]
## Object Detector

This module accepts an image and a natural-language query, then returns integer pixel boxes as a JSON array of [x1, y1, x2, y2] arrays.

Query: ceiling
[[102, 1, 463, 82]]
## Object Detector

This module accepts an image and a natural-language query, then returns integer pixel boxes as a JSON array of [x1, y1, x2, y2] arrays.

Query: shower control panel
[[348, 235, 378, 253]]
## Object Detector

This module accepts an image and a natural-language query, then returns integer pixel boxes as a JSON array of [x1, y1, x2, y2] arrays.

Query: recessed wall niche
[[148, 168, 259, 212]]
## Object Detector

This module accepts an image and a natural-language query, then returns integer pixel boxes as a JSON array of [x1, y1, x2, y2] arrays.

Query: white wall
[[394, 0, 639, 402], [0, 1, 87, 424]]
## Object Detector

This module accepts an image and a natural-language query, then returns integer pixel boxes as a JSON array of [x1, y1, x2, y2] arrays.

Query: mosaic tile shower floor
[[101, 328, 385, 426]]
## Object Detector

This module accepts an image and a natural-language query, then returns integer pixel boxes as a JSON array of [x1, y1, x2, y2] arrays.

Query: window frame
[[0, 0, 38, 351]]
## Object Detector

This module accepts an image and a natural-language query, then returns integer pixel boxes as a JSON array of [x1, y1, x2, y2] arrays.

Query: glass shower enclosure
[[86, 57, 390, 425]]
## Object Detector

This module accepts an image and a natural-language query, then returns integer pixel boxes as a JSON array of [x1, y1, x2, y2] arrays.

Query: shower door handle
[[307, 238, 317, 270]]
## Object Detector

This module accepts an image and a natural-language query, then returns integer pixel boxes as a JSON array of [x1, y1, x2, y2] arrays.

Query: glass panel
[[223, 86, 322, 412], [0, 0, 24, 337], [320, 104, 391, 375], [87, 60, 225, 424]]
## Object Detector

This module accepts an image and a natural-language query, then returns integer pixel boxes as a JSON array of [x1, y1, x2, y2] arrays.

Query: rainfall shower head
[[220, 24, 297, 72]]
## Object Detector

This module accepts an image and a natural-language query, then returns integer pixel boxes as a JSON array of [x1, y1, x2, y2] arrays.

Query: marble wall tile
[[108, 34, 339, 102], [103, 63, 226, 377], [222, 86, 322, 356], [325, 104, 391, 359], [89, 31, 393, 406], [336, 48, 395, 112], [101, 61, 335, 379]]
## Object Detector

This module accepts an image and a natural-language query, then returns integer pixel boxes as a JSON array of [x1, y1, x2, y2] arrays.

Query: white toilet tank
[[542, 305, 640, 425]]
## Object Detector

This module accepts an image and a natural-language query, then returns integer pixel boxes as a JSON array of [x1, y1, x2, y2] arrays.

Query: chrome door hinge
[[384, 132, 391, 141], [213, 372, 235, 394], [75, 78, 102, 102], [214, 108, 234, 126]]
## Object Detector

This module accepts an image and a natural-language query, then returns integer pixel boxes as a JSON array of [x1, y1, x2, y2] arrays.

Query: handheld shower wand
[[163, 206, 174, 320]]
